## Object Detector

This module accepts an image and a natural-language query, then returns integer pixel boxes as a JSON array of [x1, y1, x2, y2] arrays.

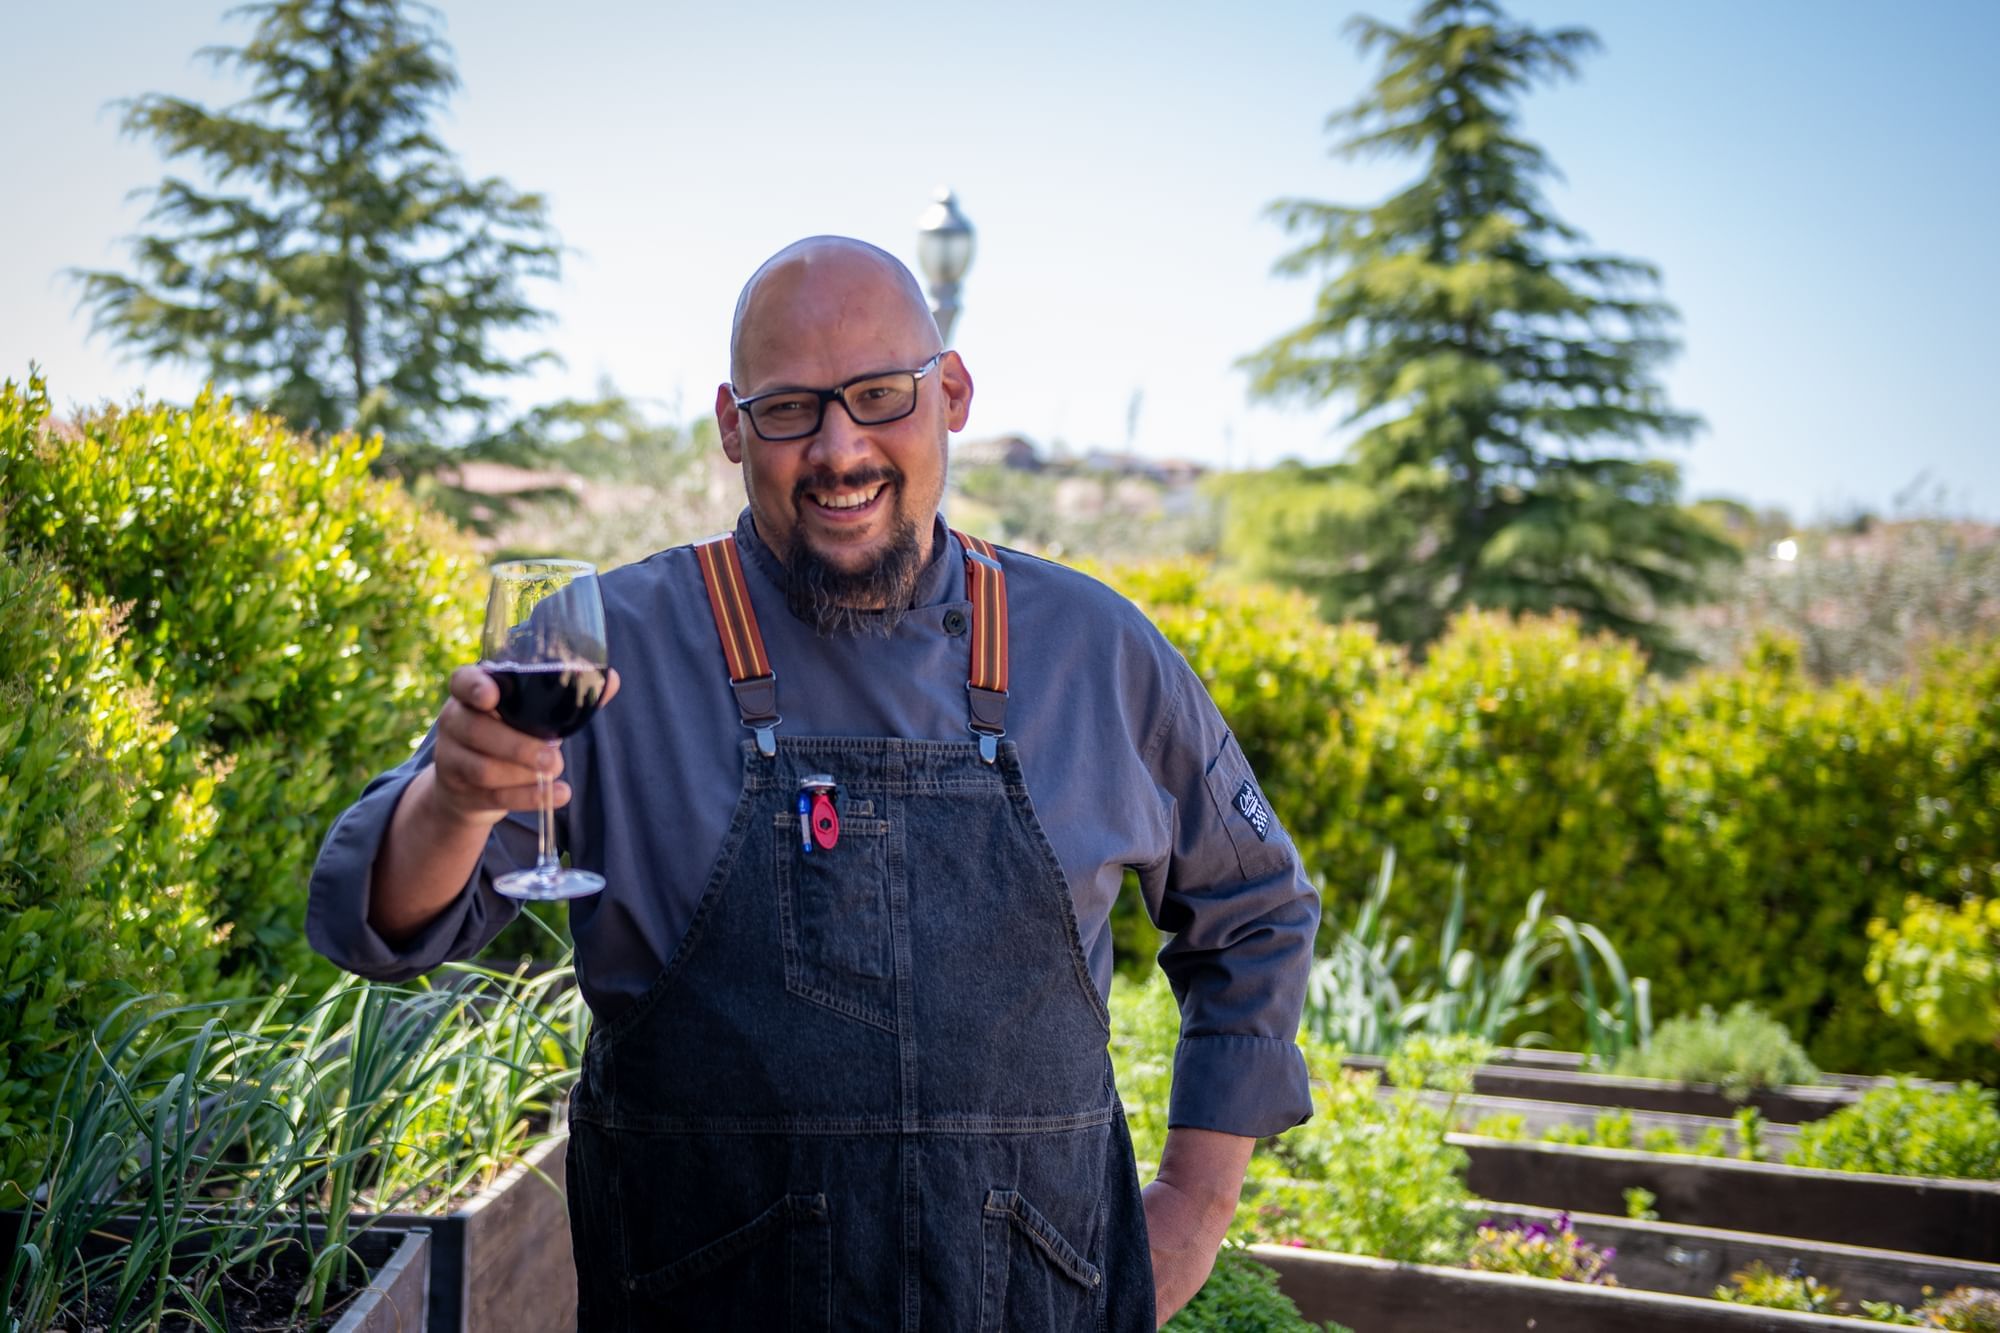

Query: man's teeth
[[812, 484, 884, 511]]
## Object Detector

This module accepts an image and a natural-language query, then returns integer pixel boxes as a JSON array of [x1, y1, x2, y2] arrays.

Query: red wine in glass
[[486, 662, 607, 741], [481, 559, 609, 900]]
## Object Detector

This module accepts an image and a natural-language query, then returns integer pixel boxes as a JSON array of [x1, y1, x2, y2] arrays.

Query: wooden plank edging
[[329, 1227, 431, 1333], [1247, 1244, 1920, 1333]]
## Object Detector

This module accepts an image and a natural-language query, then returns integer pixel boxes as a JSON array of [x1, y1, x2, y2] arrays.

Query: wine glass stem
[[536, 769, 558, 873]]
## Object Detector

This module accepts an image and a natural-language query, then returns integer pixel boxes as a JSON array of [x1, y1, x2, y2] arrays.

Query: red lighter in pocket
[[798, 774, 839, 853]]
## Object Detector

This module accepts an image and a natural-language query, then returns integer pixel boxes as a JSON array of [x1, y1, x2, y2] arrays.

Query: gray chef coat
[[306, 511, 1317, 1137]]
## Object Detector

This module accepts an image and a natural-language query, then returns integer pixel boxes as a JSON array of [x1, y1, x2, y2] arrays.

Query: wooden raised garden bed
[[371, 1132, 575, 1333], [1344, 1050, 1868, 1124], [1402, 1088, 1806, 1157], [1251, 1213, 2000, 1333], [1476, 1202, 1999, 1309], [1456, 1134, 2000, 1263], [330, 1227, 433, 1333], [1253, 1244, 1928, 1333], [0, 1216, 431, 1332]]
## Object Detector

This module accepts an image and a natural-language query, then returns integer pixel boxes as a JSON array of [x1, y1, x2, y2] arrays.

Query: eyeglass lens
[[749, 371, 919, 441]]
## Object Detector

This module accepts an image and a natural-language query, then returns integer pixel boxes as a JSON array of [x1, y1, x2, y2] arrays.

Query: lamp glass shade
[[916, 227, 973, 289]]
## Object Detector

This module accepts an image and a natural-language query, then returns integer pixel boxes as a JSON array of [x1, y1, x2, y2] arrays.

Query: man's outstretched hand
[[1142, 1127, 1255, 1326]]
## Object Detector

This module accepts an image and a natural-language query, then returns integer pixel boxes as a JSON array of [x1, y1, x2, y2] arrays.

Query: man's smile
[[806, 482, 887, 514]]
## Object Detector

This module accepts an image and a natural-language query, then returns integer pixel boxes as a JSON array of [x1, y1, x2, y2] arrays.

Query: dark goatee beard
[[783, 469, 922, 638]]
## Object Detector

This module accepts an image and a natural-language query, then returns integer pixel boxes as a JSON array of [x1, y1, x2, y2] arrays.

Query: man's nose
[[803, 395, 878, 470]]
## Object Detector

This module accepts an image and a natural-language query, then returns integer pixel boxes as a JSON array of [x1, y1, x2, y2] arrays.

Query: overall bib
[[567, 531, 1156, 1331]]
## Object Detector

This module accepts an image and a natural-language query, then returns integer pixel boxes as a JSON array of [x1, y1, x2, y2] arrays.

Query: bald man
[[308, 237, 1319, 1330]]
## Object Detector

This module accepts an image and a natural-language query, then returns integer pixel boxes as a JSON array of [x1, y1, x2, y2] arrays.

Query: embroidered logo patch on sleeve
[[1233, 780, 1272, 841]]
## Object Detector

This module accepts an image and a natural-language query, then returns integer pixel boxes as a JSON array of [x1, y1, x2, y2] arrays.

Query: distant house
[[953, 434, 1043, 471]]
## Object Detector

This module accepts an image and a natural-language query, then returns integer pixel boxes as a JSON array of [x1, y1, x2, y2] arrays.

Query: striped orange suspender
[[693, 529, 1009, 763], [951, 529, 1010, 763], [695, 534, 781, 756]]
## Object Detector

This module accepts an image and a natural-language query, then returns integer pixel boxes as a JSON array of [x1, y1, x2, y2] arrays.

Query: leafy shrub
[[1612, 1002, 1819, 1098], [1166, 1246, 1351, 1332], [1105, 562, 2000, 1080], [1785, 1081, 2000, 1180], [1467, 1212, 1617, 1284], [1868, 894, 2000, 1056], [0, 373, 480, 988], [0, 532, 222, 1202], [1714, 1261, 1840, 1312]]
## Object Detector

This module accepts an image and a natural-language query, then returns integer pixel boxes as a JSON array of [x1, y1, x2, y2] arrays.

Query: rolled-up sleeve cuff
[[305, 770, 510, 982], [1167, 1033, 1314, 1138]]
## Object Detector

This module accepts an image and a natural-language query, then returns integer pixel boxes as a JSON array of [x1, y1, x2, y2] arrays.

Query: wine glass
[[481, 558, 609, 900]]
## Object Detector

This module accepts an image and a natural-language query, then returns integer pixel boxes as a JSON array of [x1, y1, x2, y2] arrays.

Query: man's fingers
[[602, 667, 621, 707], [445, 704, 562, 771], [450, 663, 498, 712]]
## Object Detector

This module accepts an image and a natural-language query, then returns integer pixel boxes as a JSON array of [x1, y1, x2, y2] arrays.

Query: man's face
[[716, 252, 972, 601]]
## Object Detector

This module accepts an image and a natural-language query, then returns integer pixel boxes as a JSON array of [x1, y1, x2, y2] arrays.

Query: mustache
[[792, 466, 902, 506]]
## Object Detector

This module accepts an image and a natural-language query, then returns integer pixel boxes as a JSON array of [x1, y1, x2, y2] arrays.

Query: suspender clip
[[752, 722, 778, 758], [974, 729, 1000, 764]]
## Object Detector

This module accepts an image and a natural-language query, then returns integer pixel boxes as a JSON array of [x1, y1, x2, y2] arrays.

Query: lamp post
[[915, 187, 975, 345]]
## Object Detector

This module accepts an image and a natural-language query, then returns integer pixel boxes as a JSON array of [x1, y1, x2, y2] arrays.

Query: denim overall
[[566, 534, 1155, 1331]]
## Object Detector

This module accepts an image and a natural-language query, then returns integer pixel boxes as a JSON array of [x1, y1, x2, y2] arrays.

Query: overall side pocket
[[626, 1192, 831, 1332], [979, 1188, 1104, 1333]]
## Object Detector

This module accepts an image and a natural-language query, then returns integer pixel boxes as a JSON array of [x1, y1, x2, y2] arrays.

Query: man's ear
[[716, 382, 746, 464], [939, 351, 974, 432]]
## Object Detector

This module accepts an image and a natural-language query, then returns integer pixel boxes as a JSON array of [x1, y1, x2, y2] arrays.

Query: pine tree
[[74, 0, 559, 464], [1239, 0, 1736, 664]]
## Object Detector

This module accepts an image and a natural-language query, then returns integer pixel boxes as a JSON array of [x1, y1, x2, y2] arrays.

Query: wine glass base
[[493, 866, 606, 901]]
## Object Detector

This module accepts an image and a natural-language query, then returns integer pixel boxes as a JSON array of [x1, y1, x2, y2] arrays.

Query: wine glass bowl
[[481, 558, 609, 900]]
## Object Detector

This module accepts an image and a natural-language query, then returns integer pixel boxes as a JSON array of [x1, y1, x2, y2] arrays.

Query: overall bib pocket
[[772, 810, 898, 1031], [979, 1187, 1104, 1333]]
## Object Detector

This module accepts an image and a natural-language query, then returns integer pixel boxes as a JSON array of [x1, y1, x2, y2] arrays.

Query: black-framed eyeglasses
[[730, 352, 945, 442]]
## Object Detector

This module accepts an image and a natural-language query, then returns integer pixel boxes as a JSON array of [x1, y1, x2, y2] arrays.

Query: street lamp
[[915, 187, 975, 345]]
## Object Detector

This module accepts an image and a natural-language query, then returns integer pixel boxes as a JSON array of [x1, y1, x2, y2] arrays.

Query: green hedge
[[1108, 563, 2000, 1081], [0, 372, 480, 990], [0, 535, 221, 1200]]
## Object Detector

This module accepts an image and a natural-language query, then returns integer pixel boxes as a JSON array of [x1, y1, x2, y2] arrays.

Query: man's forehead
[[731, 237, 936, 384]]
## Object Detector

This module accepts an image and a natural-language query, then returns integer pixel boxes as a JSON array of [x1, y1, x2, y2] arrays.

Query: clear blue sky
[[5, 1, 1996, 519]]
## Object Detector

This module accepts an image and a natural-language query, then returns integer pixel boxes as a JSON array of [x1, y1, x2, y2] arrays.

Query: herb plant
[[1467, 1212, 1617, 1284], [1112, 976, 1479, 1268], [1166, 1246, 1352, 1332], [1785, 1081, 2000, 1180], [1914, 1287, 2000, 1331], [1714, 1261, 1840, 1312], [1235, 1037, 1479, 1266], [1610, 1002, 1819, 1098]]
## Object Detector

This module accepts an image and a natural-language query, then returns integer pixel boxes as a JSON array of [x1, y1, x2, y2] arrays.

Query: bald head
[[729, 236, 940, 389]]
